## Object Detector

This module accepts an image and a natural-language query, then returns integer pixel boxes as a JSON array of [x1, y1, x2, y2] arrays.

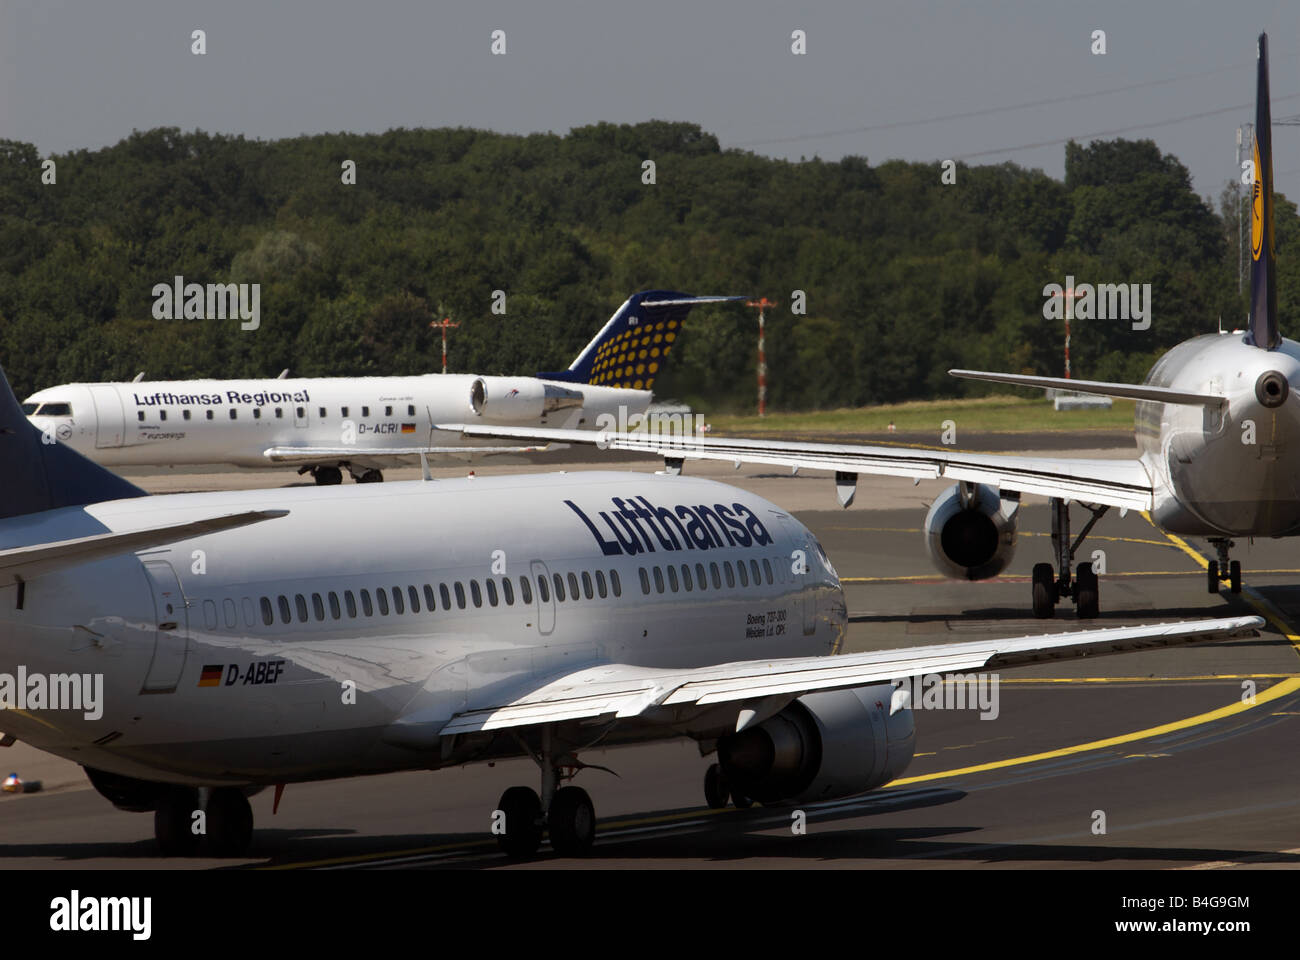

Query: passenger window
[[345, 590, 357, 617], [567, 572, 580, 599], [252, 408, 261, 419], [520, 576, 533, 604], [610, 570, 622, 597], [229, 409, 237, 420], [408, 404, 415, 416], [486, 579, 499, 606], [639, 568, 651, 594], [553, 573, 566, 602], [440, 584, 452, 609], [385, 405, 392, 416], [502, 578, 514, 605], [681, 564, 692, 591], [342, 406, 349, 417], [595, 570, 607, 598], [392, 587, 404, 614], [362, 406, 370, 417], [667, 566, 679, 592], [137, 411, 145, 422], [737, 562, 749, 587], [696, 563, 707, 590], [319, 407, 327, 419], [582, 571, 594, 599], [328, 592, 341, 619], [311, 593, 325, 620], [537, 575, 550, 603], [377, 589, 390, 615], [183, 410, 192, 421], [763, 559, 774, 584], [203, 599, 217, 630], [278, 595, 291, 623], [223, 598, 237, 628], [750, 560, 762, 585], [653, 567, 665, 593], [296, 407, 305, 419], [454, 582, 466, 609], [160, 410, 167, 421], [360, 589, 373, 616], [724, 562, 736, 588], [294, 594, 309, 621], [260, 597, 274, 626], [423, 584, 436, 611], [470, 580, 482, 607], [241, 597, 254, 627], [206, 410, 214, 420], [275, 408, 283, 418]]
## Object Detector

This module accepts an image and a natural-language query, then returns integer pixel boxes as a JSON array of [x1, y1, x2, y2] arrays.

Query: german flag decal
[[401, 423, 416, 434], [198, 664, 224, 687]]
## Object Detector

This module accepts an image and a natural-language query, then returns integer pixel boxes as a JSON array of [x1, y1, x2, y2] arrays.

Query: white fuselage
[[22, 375, 651, 468], [0, 472, 844, 786], [1137, 333, 1300, 536]]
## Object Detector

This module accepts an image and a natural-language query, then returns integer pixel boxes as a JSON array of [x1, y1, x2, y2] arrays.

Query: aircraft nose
[[1255, 370, 1291, 409]]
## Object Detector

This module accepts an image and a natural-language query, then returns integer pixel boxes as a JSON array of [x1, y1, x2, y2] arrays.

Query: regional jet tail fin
[[538, 291, 749, 391], [948, 369, 1226, 408], [0, 363, 145, 521], [0, 510, 288, 581], [1248, 32, 1280, 350]]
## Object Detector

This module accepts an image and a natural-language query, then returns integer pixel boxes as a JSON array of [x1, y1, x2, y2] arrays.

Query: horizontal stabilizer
[[0, 510, 288, 581], [949, 369, 1225, 407]]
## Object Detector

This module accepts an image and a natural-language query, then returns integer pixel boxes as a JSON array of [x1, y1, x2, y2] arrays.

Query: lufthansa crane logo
[[1252, 139, 1264, 261]]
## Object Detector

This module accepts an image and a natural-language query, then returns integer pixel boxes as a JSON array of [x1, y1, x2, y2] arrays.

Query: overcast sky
[[3, 0, 1300, 203]]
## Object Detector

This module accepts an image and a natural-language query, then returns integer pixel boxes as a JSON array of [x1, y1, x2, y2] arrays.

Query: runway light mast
[[1050, 286, 1079, 380], [746, 298, 777, 416], [429, 316, 459, 374]]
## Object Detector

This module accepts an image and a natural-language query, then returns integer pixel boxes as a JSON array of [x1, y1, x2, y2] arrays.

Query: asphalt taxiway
[[2, 438, 1298, 869]]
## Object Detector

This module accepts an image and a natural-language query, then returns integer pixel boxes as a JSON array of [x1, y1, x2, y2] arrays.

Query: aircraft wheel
[[547, 786, 596, 857], [1230, 560, 1242, 594], [730, 788, 754, 809], [357, 469, 384, 484], [1075, 562, 1099, 619], [154, 786, 201, 857], [704, 763, 730, 809], [1031, 563, 1056, 619], [1208, 560, 1220, 593], [314, 466, 343, 486], [205, 787, 254, 856], [496, 786, 543, 858]]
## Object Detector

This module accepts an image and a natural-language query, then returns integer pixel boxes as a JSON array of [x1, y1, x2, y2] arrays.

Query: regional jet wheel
[[704, 763, 730, 809], [730, 788, 754, 809], [1075, 562, 1099, 620], [1230, 560, 1242, 594], [314, 466, 343, 486], [547, 785, 596, 857], [357, 469, 384, 484], [1031, 563, 1056, 619], [496, 786, 543, 858], [205, 787, 254, 856], [154, 786, 201, 857], [1208, 560, 1220, 593]]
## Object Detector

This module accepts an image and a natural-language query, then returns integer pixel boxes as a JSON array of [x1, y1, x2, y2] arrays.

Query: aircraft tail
[[0, 364, 145, 521], [538, 290, 748, 391], [1247, 32, 1280, 350]]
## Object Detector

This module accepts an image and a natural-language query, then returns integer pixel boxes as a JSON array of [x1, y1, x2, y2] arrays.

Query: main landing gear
[[301, 465, 344, 485], [703, 762, 753, 809], [1031, 497, 1108, 620], [495, 728, 597, 858], [154, 785, 253, 857], [1207, 538, 1242, 594]]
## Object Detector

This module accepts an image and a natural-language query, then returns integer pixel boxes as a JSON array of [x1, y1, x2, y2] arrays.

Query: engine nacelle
[[469, 377, 583, 422], [716, 684, 915, 805], [923, 482, 1019, 580], [83, 766, 170, 812]]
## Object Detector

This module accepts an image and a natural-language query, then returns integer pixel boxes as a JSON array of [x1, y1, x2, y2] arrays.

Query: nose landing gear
[[1207, 538, 1242, 594]]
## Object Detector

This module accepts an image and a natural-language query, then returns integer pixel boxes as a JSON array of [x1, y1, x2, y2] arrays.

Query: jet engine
[[83, 766, 170, 812], [715, 685, 914, 805], [469, 377, 584, 422], [922, 482, 1019, 580]]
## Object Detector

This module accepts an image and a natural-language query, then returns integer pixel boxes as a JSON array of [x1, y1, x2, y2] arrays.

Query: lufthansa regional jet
[[445, 34, 1299, 622], [0, 356, 1258, 858], [21, 291, 737, 485]]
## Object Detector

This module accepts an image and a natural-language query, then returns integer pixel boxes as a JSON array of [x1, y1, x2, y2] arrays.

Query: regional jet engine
[[922, 482, 1020, 580], [715, 685, 915, 805], [469, 377, 584, 422]]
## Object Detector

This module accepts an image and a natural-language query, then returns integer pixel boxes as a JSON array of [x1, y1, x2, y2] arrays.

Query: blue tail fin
[[1247, 32, 1280, 350], [539, 290, 748, 390], [0, 364, 145, 520]]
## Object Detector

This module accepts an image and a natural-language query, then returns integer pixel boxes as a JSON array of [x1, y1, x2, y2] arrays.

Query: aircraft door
[[88, 385, 126, 448], [140, 560, 190, 693], [774, 513, 816, 636], [530, 559, 555, 636]]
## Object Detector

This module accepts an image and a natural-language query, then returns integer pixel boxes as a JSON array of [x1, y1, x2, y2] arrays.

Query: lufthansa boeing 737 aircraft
[[21, 290, 737, 485], [0, 355, 1258, 858], [447, 34, 1297, 622]]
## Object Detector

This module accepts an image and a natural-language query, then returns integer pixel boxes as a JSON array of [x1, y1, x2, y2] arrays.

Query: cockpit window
[[21, 402, 38, 415], [36, 402, 73, 417]]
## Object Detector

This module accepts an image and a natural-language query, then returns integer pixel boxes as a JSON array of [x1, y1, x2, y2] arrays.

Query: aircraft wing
[[0, 510, 288, 580], [434, 423, 1155, 510], [261, 444, 562, 468], [433, 616, 1260, 736]]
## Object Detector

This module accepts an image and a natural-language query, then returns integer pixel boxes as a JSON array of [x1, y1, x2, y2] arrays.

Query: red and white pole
[[746, 298, 776, 417], [430, 317, 459, 374]]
